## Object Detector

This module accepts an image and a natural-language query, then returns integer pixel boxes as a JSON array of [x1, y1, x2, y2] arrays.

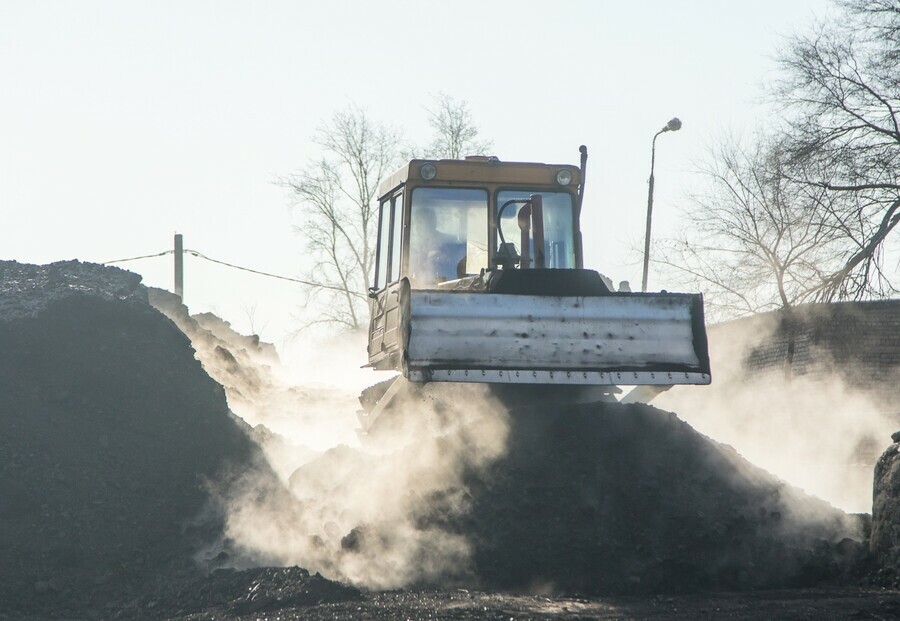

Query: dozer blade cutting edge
[[401, 290, 710, 385]]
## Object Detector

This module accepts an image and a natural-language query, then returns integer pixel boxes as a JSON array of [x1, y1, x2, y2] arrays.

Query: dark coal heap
[[467, 394, 866, 593], [0, 260, 874, 617], [871, 435, 900, 584], [0, 261, 356, 618], [334, 382, 869, 595]]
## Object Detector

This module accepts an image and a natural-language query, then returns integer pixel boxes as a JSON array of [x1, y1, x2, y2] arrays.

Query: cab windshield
[[497, 190, 576, 268], [409, 187, 489, 286]]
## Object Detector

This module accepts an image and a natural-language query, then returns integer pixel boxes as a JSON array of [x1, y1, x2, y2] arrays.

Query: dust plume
[[147, 291, 512, 589], [220, 381, 509, 589], [654, 311, 896, 514], [149, 288, 362, 475]]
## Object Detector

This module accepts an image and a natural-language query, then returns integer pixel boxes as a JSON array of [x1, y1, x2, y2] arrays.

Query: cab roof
[[378, 157, 582, 199]]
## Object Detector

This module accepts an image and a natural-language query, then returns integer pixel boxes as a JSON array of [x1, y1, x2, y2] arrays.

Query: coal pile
[[132, 566, 360, 619], [464, 394, 866, 593], [0, 260, 357, 618], [1, 259, 872, 614], [871, 431, 900, 582], [309, 382, 869, 595], [146, 287, 282, 414]]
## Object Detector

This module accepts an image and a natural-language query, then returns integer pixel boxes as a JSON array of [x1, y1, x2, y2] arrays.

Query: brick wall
[[711, 300, 900, 408]]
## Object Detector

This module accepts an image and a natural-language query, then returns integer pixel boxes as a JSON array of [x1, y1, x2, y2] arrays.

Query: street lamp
[[641, 117, 682, 293]]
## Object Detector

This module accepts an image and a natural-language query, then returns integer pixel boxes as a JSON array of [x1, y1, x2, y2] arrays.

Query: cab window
[[374, 199, 391, 290], [409, 188, 489, 286], [496, 190, 576, 269], [374, 192, 404, 290], [389, 193, 403, 283]]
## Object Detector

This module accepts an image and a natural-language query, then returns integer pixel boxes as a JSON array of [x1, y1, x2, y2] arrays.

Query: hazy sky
[[0, 0, 835, 371]]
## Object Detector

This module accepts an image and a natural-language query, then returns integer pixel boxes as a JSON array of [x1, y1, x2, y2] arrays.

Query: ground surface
[[2, 260, 899, 620], [107, 582, 900, 620], [181, 587, 900, 621], [9, 574, 900, 621]]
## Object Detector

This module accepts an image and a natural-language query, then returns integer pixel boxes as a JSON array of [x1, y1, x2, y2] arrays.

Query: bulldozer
[[360, 147, 710, 434]]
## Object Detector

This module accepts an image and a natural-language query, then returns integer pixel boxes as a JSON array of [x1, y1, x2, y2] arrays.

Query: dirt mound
[[2, 259, 870, 611], [0, 261, 351, 617], [304, 382, 868, 594], [146, 288, 282, 413], [132, 566, 360, 619], [465, 395, 866, 593], [871, 431, 900, 584]]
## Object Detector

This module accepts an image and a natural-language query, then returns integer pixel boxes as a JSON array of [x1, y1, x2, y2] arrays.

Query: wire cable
[[102, 250, 173, 264], [102, 247, 355, 294], [185, 249, 346, 290]]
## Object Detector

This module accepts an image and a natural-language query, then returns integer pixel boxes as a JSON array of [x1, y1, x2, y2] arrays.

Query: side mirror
[[367, 287, 379, 299]]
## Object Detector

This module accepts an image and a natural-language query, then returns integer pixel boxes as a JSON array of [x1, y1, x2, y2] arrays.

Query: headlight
[[556, 169, 573, 186], [420, 163, 437, 180]]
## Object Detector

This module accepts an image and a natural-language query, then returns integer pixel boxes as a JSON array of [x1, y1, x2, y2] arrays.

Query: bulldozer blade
[[402, 290, 710, 385]]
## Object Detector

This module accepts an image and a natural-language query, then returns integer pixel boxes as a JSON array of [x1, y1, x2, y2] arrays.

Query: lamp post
[[641, 117, 682, 293]]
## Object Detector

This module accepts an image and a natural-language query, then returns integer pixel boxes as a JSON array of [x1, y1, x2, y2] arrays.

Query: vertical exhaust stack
[[575, 146, 588, 269], [575, 145, 588, 220]]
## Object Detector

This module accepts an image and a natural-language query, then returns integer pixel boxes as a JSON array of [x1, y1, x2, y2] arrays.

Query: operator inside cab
[[408, 187, 488, 287]]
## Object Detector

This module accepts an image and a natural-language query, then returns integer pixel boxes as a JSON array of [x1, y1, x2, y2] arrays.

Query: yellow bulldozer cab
[[372, 157, 583, 292]]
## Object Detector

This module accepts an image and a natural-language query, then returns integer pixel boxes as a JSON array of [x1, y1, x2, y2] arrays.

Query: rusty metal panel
[[405, 291, 710, 384]]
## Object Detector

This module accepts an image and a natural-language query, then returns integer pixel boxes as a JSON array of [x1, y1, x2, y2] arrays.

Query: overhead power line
[[102, 247, 350, 293], [103, 250, 174, 264], [185, 249, 351, 292]]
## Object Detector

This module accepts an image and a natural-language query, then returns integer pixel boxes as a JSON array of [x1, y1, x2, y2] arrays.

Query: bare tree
[[774, 0, 900, 301], [284, 106, 402, 330], [284, 98, 491, 331], [424, 93, 493, 159], [661, 1, 898, 319], [658, 136, 863, 319]]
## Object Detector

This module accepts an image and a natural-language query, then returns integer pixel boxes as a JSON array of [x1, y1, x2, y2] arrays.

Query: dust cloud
[[655, 313, 896, 514], [150, 293, 511, 589], [223, 382, 509, 589]]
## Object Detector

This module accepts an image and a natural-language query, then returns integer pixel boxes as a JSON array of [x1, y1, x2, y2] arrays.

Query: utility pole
[[174, 233, 184, 300]]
